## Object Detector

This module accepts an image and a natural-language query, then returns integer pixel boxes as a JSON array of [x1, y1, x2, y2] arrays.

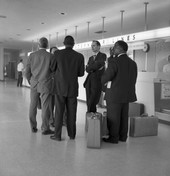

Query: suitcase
[[87, 112, 102, 148], [129, 102, 144, 117], [129, 115, 158, 137], [85, 112, 96, 132], [102, 111, 109, 137]]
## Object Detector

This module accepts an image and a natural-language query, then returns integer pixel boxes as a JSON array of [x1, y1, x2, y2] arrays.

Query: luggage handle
[[140, 114, 156, 118], [141, 113, 148, 117], [91, 112, 101, 119]]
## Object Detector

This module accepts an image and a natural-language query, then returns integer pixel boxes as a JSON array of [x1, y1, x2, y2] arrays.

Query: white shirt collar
[[118, 53, 126, 57], [94, 52, 99, 56]]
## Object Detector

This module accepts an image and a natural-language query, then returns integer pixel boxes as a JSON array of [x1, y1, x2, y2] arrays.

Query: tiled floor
[[0, 80, 170, 176]]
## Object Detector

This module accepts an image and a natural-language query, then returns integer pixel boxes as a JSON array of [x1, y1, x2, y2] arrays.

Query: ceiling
[[0, 0, 170, 51]]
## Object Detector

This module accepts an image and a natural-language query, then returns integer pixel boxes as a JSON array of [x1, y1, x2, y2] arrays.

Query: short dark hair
[[92, 40, 101, 47], [39, 37, 48, 49], [63, 35, 75, 46], [20, 59, 23, 62], [50, 46, 58, 53], [116, 40, 128, 52]]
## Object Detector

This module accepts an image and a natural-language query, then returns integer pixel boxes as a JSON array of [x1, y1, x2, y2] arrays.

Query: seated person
[[163, 55, 170, 73]]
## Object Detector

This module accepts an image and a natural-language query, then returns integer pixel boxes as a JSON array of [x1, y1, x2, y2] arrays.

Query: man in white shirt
[[163, 55, 170, 73], [17, 59, 24, 87]]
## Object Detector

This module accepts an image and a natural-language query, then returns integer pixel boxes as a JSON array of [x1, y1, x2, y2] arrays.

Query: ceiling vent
[[95, 30, 107, 34], [0, 15, 7, 18]]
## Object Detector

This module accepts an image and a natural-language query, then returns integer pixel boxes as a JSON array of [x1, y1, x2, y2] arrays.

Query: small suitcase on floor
[[129, 115, 158, 137], [129, 102, 144, 117], [85, 112, 96, 132], [102, 111, 109, 137], [87, 112, 102, 148]]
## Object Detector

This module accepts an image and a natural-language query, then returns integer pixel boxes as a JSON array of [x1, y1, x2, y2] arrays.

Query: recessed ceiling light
[[59, 12, 67, 16], [41, 22, 45, 24], [17, 34, 21, 36], [0, 15, 7, 18], [26, 29, 31, 31]]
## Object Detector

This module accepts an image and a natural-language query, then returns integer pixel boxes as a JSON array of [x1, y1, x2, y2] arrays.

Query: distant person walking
[[17, 59, 24, 87]]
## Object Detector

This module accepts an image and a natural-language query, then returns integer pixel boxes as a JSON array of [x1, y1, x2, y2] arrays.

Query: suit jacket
[[83, 52, 106, 89], [101, 54, 137, 103], [25, 49, 53, 93], [50, 47, 85, 97]]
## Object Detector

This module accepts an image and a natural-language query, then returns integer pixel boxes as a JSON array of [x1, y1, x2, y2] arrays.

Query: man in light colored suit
[[50, 35, 85, 141], [25, 37, 54, 135]]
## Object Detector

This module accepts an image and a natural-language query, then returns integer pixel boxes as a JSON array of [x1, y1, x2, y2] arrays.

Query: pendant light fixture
[[87, 21, 90, 42], [75, 25, 78, 43], [56, 32, 59, 47], [144, 2, 149, 31], [120, 10, 125, 35], [36, 38, 39, 51], [101, 16, 105, 39], [48, 34, 51, 49], [31, 40, 34, 52], [65, 29, 67, 37]]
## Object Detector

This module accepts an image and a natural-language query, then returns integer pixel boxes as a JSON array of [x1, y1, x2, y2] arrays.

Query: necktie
[[93, 55, 96, 60]]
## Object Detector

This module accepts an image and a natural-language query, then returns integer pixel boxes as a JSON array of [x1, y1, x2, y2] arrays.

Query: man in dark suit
[[50, 35, 85, 141], [84, 40, 106, 112], [101, 40, 137, 144], [25, 37, 54, 135]]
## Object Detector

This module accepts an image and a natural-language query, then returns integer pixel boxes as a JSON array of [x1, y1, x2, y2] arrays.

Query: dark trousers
[[106, 102, 129, 141], [85, 87, 101, 112], [49, 95, 55, 124], [17, 71, 23, 87], [54, 94, 77, 139]]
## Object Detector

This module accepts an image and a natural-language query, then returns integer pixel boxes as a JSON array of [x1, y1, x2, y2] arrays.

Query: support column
[[0, 44, 4, 81]]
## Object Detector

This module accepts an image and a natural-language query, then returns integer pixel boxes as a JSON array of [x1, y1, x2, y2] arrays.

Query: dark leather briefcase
[[129, 102, 144, 117], [129, 115, 158, 137]]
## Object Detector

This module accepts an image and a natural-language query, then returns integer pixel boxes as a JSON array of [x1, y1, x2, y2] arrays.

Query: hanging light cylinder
[[87, 21, 90, 42], [31, 40, 34, 52], [144, 2, 149, 31], [102, 16, 105, 39], [65, 29, 67, 37], [56, 32, 59, 47], [120, 10, 125, 35], [75, 26, 78, 43], [36, 38, 39, 51], [48, 34, 51, 49]]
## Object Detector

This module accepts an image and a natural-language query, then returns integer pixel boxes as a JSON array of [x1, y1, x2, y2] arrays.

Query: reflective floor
[[0, 80, 170, 176]]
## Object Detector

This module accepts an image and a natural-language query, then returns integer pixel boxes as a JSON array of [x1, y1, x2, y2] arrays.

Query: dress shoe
[[103, 137, 118, 144], [50, 135, 61, 141], [69, 137, 75, 140], [42, 129, 54, 135], [119, 138, 127, 142], [32, 127, 38, 133]]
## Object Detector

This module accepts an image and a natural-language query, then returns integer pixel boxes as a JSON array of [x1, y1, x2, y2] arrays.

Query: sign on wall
[[161, 83, 170, 99]]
